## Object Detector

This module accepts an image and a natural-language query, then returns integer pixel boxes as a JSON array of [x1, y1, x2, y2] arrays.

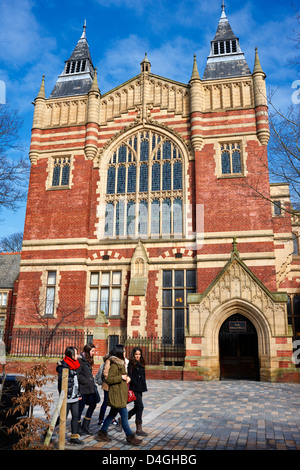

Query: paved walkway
[[37, 378, 300, 452]]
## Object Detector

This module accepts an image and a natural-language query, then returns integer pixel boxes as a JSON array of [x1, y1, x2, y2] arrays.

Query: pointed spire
[[253, 47, 266, 76], [203, 3, 251, 80], [89, 67, 100, 93], [36, 75, 45, 99], [220, 0, 227, 20], [49, 21, 95, 98], [80, 19, 87, 40], [190, 55, 200, 81]]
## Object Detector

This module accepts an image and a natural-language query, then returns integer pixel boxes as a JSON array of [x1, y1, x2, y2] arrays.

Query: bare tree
[[267, 7, 300, 209], [0, 104, 29, 213], [267, 99, 300, 210], [0, 231, 23, 252], [25, 291, 88, 356]]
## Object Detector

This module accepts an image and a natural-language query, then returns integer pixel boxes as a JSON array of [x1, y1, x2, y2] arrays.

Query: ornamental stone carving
[[188, 253, 288, 338]]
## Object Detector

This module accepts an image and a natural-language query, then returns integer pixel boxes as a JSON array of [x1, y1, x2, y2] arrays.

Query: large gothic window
[[104, 130, 183, 238]]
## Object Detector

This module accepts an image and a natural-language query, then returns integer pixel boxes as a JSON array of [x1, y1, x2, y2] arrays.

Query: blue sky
[[0, 0, 299, 241]]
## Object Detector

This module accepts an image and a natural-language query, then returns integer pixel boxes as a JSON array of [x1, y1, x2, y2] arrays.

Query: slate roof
[[212, 14, 237, 41], [203, 58, 251, 80], [49, 78, 94, 98], [0, 253, 21, 289]]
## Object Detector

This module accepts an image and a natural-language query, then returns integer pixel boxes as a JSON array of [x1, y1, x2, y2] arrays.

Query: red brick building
[[12, 6, 300, 381]]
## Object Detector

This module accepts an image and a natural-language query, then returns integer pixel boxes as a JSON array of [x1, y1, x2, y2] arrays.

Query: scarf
[[64, 355, 80, 370]]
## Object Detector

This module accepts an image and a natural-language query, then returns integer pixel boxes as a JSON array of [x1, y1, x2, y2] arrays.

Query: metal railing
[[9, 329, 93, 358], [9, 330, 186, 366], [110, 335, 186, 366]]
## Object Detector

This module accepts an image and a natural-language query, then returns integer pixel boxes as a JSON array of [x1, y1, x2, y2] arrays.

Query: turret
[[189, 55, 203, 152], [32, 75, 46, 129], [85, 68, 101, 160], [252, 47, 270, 145], [30, 75, 46, 164]]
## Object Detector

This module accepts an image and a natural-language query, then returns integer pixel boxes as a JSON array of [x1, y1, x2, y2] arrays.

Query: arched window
[[104, 130, 184, 238], [221, 143, 242, 175], [52, 157, 71, 187]]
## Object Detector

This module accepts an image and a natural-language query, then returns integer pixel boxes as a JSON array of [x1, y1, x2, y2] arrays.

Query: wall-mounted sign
[[229, 321, 246, 332]]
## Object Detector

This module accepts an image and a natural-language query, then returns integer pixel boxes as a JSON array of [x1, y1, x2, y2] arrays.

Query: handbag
[[94, 384, 101, 404], [127, 384, 136, 403]]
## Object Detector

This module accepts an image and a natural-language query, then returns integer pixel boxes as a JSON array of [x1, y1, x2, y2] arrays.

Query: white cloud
[[97, 33, 201, 93], [0, 0, 56, 67]]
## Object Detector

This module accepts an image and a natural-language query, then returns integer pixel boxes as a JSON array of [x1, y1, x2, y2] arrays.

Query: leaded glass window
[[45, 271, 56, 316], [52, 157, 71, 187], [104, 130, 184, 238], [152, 162, 160, 191], [221, 143, 242, 175], [162, 269, 196, 346], [127, 165, 136, 193], [139, 164, 148, 192]]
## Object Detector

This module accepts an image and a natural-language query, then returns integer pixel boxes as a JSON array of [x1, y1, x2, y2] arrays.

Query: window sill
[[48, 186, 71, 191], [85, 314, 122, 320], [218, 173, 245, 179]]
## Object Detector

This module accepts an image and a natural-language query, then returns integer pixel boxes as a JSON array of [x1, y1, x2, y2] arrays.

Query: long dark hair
[[114, 344, 125, 360], [83, 343, 95, 366], [129, 347, 145, 367]]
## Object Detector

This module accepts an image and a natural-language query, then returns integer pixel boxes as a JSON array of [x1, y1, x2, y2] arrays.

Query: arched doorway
[[219, 313, 260, 380]]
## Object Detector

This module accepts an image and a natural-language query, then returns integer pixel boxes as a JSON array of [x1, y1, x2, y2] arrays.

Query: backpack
[[95, 362, 105, 385]]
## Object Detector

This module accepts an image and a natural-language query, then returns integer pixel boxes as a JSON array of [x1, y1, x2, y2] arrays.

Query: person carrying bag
[[127, 347, 148, 436], [96, 344, 142, 446]]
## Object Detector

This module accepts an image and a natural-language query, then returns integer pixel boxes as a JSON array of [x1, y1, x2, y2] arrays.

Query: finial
[[141, 53, 151, 73], [36, 75, 45, 99], [81, 20, 87, 39], [220, 0, 227, 19], [190, 54, 200, 81], [231, 237, 239, 257], [89, 67, 100, 94], [253, 46, 265, 76]]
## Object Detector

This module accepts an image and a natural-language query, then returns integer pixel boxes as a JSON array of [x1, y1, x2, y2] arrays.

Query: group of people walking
[[56, 343, 147, 446]]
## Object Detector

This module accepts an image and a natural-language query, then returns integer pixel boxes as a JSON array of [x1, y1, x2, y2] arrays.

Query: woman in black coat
[[77, 343, 100, 434], [127, 347, 148, 436], [56, 346, 81, 445]]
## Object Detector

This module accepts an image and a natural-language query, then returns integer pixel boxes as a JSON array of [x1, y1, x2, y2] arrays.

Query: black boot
[[70, 434, 82, 445], [81, 417, 93, 435]]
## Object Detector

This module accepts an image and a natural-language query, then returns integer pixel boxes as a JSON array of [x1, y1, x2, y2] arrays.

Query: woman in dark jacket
[[97, 344, 142, 446], [56, 346, 81, 445], [77, 343, 100, 435], [127, 347, 148, 436]]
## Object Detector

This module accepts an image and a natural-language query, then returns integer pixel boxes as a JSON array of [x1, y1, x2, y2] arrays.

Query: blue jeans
[[101, 407, 132, 437]]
